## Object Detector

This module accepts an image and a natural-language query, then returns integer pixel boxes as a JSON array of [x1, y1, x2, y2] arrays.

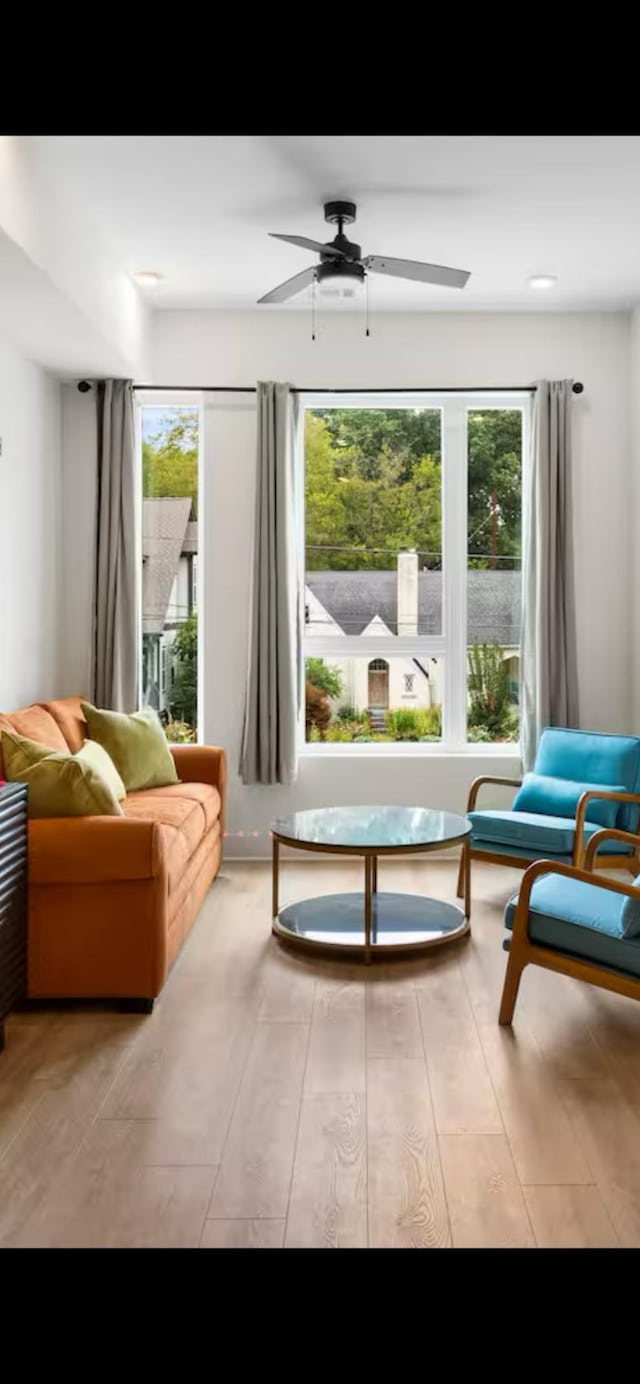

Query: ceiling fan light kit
[[258, 200, 471, 339]]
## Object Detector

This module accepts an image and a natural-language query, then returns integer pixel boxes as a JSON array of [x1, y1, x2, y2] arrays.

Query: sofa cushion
[[76, 740, 126, 802], [132, 781, 221, 834], [0, 705, 67, 777], [41, 697, 88, 753], [504, 875, 640, 976], [81, 702, 179, 792], [535, 728, 640, 832], [469, 809, 585, 855], [122, 788, 219, 893], [512, 772, 625, 828]]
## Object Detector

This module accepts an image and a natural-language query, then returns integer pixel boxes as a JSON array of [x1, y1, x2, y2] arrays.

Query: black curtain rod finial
[[572, 381, 584, 394], [77, 380, 92, 393]]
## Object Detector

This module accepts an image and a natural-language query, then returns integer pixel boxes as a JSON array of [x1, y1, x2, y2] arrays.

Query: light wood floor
[[1, 856, 640, 1248]]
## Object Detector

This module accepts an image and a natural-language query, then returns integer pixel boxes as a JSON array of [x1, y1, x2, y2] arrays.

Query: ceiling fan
[[257, 200, 471, 304]]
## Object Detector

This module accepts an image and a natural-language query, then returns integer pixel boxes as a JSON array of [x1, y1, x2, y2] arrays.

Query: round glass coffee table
[[271, 805, 471, 963]]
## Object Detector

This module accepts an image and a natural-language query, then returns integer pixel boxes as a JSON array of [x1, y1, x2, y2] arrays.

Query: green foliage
[[304, 657, 343, 700], [143, 409, 199, 517], [165, 719, 196, 744], [384, 706, 442, 741], [305, 408, 522, 574], [168, 611, 197, 730], [305, 681, 331, 738], [467, 641, 512, 738]]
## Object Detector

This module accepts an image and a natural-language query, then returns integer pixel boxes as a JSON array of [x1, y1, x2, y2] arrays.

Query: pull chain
[[365, 271, 370, 338], [312, 273, 317, 342]]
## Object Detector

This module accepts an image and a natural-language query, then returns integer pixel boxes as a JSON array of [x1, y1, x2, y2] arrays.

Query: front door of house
[[368, 659, 389, 708]]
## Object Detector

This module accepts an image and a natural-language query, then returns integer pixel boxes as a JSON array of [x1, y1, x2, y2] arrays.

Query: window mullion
[[442, 401, 468, 747]]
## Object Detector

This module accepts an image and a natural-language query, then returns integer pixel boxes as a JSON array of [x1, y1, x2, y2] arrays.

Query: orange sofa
[[0, 697, 226, 1011]]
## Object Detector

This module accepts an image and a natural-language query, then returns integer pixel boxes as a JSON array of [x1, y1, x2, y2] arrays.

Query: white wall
[[149, 310, 632, 855], [0, 338, 61, 709], [58, 385, 96, 699], [631, 307, 640, 730]]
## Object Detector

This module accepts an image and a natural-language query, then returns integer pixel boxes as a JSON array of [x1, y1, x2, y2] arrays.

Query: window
[[139, 402, 200, 743], [301, 394, 527, 749]]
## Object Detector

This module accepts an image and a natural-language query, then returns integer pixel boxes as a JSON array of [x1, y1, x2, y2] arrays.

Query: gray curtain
[[240, 382, 301, 785], [93, 380, 138, 711], [521, 380, 579, 770]]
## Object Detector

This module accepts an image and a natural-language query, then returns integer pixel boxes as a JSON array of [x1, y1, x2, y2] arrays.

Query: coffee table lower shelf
[[272, 891, 469, 960]]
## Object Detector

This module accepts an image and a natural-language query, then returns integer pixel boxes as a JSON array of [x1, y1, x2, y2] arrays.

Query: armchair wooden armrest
[[466, 775, 522, 813], [583, 827, 640, 872], [573, 790, 640, 867]]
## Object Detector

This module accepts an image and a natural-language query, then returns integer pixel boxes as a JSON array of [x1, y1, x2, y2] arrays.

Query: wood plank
[[523, 1185, 619, 1248], [367, 1057, 450, 1249], [258, 950, 316, 1022], [558, 1076, 640, 1183], [423, 1037, 502, 1136], [439, 1133, 535, 1248], [98, 999, 254, 1164], [366, 978, 422, 1059], [304, 1002, 365, 1096], [477, 1022, 592, 1185], [208, 1022, 308, 1219], [285, 1093, 367, 1248], [18, 1118, 215, 1247], [201, 1219, 285, 1248]]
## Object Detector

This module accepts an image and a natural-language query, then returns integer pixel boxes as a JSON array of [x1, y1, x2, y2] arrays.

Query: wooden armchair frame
[[457, 778, 640, 900], [499, 826, 640, 1026]]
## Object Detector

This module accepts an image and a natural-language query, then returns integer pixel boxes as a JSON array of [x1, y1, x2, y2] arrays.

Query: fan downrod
[[324, 200, 357, 227]]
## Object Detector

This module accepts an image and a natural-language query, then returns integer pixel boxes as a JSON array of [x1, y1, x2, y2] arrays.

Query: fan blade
[[258, 265, 317, 304], [364, 255, 470, 289], [269, 233, 345, 259]]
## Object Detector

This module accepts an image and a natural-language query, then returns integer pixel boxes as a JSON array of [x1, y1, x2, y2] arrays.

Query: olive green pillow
[[80, 702, 179, 792], [2, 728, 126, 802], [2, 746, 122, 818], [76, 739, 126, 802]]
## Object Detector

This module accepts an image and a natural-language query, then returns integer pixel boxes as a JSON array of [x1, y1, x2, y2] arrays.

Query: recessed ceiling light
[[133, 270, 164, 287], [527, 274, 558, 290]]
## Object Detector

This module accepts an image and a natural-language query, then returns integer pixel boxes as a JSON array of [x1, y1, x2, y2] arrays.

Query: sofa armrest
[[28, 816, 165, 886], [466, 775, 522, 813], [583, 827, 640, 872], [170, 745, 227, 831], [573, 790, 640, 866]]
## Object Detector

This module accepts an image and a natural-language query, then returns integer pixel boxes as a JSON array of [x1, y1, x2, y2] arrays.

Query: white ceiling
[[34, 135, 640, 312]]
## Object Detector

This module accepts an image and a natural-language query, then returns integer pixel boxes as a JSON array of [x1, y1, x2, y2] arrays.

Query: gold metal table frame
[[271, 818, 471, 964]]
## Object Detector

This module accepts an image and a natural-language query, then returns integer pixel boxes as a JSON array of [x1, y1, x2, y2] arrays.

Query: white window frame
[[299, 390, 530, 757], [135, 390, 204, 741]]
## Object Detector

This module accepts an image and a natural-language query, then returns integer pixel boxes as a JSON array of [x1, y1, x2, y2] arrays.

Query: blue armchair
[[499, 826, 640, 1024], [458, 728, 640, 904]]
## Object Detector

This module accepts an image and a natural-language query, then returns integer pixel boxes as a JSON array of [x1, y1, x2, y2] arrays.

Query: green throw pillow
[[2, 746, 122, 818], [80, 702, 179, 792], [2, 728, 126, 802], [76, 739, 126, 802]]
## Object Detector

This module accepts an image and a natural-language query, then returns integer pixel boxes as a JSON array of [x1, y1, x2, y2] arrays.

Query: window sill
[[299, 742, 520, 759]]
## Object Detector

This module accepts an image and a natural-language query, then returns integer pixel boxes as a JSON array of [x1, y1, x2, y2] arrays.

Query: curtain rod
[[125, 382, 585, 395]]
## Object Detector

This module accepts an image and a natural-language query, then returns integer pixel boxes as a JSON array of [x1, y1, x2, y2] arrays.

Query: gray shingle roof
[[306, 569, 521, 644], [142, 498, 192, 634]]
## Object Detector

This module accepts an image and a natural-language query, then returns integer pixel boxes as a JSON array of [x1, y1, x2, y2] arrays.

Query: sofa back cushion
[[40, 697, 88, 754], [512, 772, 625, 828], [0, 705, 67, 778], [534, 728, 640, 831]]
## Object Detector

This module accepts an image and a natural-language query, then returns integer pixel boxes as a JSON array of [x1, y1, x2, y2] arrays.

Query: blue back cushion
[[534, 728, 640, 832], [512, 772, 625, 827]]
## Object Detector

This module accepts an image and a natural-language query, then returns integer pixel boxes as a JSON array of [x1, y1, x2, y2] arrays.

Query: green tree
[[305, 657, 343, 700], [143, 410, 199, 516], [467, 410, 522, 569], [168, 611, 197, 729], [467, 640, 512, 738]]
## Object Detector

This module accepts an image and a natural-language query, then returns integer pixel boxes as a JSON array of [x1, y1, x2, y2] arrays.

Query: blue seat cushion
[[468, 809, 633, 857], [512, 772, 625, 828], [535, 728, 640, 832], [504, 873, 640, 973]]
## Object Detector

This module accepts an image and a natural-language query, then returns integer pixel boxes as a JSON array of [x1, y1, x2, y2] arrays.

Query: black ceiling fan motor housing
[[324, 200, 357, 226]]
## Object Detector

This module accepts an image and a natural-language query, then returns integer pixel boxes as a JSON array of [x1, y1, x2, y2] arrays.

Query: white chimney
[[397, 549, 419, 636]]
